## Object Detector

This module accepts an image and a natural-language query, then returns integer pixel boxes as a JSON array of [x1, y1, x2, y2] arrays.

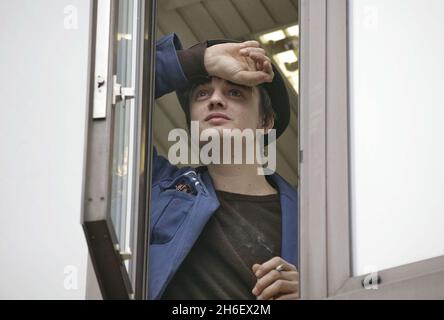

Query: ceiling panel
[[162, 0, 201, 10], [261, 0, 298, 25], [157, 5, 199, 47], [202, 0, 250, 39], [230, 0, 275, 33], [178, 3, 225, 42]]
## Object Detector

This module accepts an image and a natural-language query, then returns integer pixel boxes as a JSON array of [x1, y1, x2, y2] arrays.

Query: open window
[[82, 0, 157, 299], [83, 0, 300, 300]]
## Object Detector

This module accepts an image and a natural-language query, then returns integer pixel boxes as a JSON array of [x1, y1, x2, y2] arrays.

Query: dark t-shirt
[[160, 190, 282, 300]]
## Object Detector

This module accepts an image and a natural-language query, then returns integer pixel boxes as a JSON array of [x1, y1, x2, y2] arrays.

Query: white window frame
[[299, 0, 444, 299]]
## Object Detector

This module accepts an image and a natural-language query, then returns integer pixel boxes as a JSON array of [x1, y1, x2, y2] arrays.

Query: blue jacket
[[149, 34, 299, 300]]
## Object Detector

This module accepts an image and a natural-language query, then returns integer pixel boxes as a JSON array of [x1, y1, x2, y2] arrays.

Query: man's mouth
[[204, 112, 231, 123]]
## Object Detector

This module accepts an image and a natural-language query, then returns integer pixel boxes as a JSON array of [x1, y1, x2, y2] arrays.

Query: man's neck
[[207, 163, 277, 196]]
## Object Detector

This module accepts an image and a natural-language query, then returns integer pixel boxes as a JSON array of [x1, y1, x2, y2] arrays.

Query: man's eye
[[228, 89, 243, 97], [195, 90, 209, 99]]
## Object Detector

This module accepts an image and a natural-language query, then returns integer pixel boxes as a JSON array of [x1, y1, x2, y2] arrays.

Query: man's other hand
[[251, 256, 300, 300]]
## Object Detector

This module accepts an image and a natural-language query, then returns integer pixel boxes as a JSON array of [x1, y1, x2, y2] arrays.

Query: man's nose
[[208, 90, 226, 110]]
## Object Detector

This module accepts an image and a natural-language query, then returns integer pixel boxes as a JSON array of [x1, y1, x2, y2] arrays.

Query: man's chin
[[200, 124, 233, 135]]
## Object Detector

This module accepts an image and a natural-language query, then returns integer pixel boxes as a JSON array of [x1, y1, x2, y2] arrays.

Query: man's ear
[[262, 117, 275, 134]]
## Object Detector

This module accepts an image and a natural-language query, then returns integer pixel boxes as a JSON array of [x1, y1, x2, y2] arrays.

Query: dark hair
[[182, 81, 276, 131]]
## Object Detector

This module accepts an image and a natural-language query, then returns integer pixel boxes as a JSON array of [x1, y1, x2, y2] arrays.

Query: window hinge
[[112, 75, 135, 104]]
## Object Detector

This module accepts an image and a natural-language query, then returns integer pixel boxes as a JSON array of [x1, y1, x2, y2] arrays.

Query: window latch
[[112, 75, 135, 104], [114, 244, 132, 261]]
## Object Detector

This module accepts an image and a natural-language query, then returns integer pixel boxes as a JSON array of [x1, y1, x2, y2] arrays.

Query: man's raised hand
[[204, 40, 274, 87]]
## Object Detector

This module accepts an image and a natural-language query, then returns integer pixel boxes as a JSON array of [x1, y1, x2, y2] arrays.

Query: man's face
[[189, 77, 267, 135]]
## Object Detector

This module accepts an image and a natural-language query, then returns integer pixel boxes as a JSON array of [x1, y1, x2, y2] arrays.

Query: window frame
[[82, 0, 157, 300], [82, 0, 132, 300], [299, 0, 328, 300], [299, 0, 444, 299]]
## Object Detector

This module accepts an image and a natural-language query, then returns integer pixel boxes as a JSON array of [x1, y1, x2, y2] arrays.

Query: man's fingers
[[239, 40, 260, 49], [255, 256, 297, 279], [247, 51, 271, 62], [256, 60, 263, 71], [257, 280, 298, 300], [234, 70, 273, 86], [252, 264, 261, 274], [252, 270, 298, 296], [263, 60, 274, 76], [240, 47, 266, 57], [247, 52, 272, 67], [246, 53, 274, 76], [249, 55, 274, 79], [238, 46, 274, 80]]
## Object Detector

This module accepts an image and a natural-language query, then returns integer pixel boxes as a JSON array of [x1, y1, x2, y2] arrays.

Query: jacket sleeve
[[153, 33, 188, 183], [155, 33, 188, 98], [152, 146, 182, 184]]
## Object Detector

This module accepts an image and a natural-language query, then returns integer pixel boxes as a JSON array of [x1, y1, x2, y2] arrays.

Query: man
[[152, 34, 299, 300]]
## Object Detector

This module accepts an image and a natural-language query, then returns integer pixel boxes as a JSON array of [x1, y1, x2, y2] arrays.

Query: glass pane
[[110, 0, 136, 265], [348, 0, 444, 276]]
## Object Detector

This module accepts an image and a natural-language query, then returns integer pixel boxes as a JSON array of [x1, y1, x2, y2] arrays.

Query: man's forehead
[[195, 76, 253, 91]]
